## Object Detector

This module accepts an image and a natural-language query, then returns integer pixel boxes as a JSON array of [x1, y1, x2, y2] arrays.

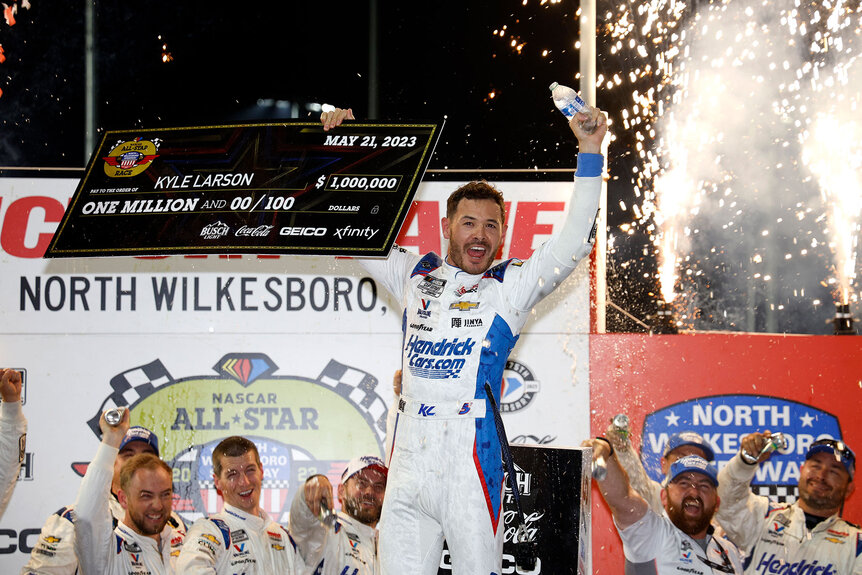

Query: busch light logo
[[642, 395, 843, 501], [405, 335, 474, 379]]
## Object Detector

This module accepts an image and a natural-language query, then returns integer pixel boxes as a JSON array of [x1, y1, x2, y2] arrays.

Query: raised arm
[[0, 368, 26, 519], [581, 438, 649, 529], [73, 408, 130, 575]]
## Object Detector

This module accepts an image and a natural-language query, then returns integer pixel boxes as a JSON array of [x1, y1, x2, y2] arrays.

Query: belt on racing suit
[[397, 396, 487, 419]]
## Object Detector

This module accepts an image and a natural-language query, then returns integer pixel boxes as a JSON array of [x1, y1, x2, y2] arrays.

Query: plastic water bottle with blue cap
[[549, 82, 597, 134]]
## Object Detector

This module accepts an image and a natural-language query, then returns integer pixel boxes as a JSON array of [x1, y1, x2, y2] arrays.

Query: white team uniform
[[360, 154, 603, 574], [0, 400, 26, 519], [289, 486, 379, 575], [23, 495, 187, 574], [73, 442, 186, 575], [618, 509, 744, 574], [715, 454, 862, 575], [177, 502, 305, 574]]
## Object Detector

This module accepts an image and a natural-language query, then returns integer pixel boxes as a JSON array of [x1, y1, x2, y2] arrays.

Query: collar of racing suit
[[223, 502, 270, 532]]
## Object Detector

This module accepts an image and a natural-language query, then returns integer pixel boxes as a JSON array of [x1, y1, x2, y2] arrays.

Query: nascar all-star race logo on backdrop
[[79, 354, 387, 524], [640, 395, 844, 503]]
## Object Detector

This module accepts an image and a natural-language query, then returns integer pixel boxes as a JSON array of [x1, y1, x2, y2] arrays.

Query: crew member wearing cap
[[289, 455, 387, 574], [715, 433, 861, 574], [607, 426, 716, 515], [73, 408, 185, 574], [22, 419, 186, 575], [584, 437, 743, 574], [176, 435, 305, 574]]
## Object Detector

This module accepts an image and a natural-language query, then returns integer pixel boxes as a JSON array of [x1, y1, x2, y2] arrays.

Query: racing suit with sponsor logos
[[360, 154, 603, 574], [176, 502, 305, 574], [618, 508, 744, 574], [0, 400, 26, 519], [73, 442, 186, 575], [715, 454, 862, 575], [289, 485, 379, 575], [22, 494, 187, 574]]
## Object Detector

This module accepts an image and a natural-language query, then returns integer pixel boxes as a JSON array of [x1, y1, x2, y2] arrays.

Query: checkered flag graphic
[[87, 359, 174, 438], [317, 359, 388, 440], [752, 484, 798, 505]]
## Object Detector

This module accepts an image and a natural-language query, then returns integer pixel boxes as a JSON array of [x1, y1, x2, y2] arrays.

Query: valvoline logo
[[641, 395, 843, 487]]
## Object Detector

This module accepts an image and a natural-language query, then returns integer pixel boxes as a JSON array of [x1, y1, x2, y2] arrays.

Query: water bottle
[[549, 82, 597, 134], [741, 432, 789, 464]]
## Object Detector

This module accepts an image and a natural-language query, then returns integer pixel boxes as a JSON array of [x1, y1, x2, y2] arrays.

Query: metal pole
[[84, 0, 96, 164], [368, 0, 379, 119], [580, 0, 606, 334]]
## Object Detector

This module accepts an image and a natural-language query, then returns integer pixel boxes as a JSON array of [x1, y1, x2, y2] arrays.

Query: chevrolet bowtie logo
[[449, 301, 479, 311], [44, 536, 62, 544]]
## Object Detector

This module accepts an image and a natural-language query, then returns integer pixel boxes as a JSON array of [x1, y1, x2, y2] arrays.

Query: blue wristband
[[575, 153, 604, 177]]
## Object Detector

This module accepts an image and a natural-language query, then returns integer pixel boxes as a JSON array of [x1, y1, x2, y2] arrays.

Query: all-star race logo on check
[[102, 137, 161, 177]]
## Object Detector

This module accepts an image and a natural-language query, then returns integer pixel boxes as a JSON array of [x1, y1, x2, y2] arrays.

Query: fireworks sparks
[[492, 0, 862, 332]]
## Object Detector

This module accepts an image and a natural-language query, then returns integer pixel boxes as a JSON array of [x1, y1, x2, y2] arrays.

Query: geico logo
[[279, 227, 327, 236], [0, 528, 41, 554], [438, 549, 542, 574]]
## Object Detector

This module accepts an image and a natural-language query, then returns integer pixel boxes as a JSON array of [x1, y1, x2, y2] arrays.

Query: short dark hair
[[212, 436, 261, 477], [119, 453, 172, 491], [446, 181, 506, 222]]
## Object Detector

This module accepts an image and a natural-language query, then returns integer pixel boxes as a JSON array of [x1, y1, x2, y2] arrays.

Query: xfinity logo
[[333, 225, 378, 241], [279, 227, 327, 236]]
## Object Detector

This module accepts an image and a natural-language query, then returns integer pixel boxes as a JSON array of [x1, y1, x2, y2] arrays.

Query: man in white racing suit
[[0, 368, 26, 520], [290, 455, 387, 575], [715, 433, 862, 575], [73, 408, 185, 574], [22, 422, 185, 574], [321, 105, 608, 574], [585, 436, 743, 574], [176, 435, 305, 574]]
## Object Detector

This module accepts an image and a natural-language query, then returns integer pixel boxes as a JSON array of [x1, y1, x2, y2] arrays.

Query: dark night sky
[[0, 0, 849, 334]]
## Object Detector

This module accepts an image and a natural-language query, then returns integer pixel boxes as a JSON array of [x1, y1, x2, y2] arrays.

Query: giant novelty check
[[45, 121, 442, 258]]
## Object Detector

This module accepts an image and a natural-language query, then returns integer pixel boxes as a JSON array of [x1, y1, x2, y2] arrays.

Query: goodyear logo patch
[[102, 137, 161, 177], [84, 354, 387, 525], [641, 395, 843, 500]]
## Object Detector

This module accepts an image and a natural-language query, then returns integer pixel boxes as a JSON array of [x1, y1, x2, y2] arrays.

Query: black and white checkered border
[[317, 359, 388, 441], [752, 484, 798, 504]]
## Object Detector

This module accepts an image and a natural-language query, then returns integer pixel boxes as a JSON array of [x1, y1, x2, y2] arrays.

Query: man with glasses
[[716, 434, 861, 574], [584, 438, 743, 574]]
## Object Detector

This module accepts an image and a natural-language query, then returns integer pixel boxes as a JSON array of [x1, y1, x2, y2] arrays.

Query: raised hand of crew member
[[99, 408, 131, 449], [304, 474, 334, 517], [321, 108, 355, 131], [569, 107, 608, 155], [0, 369, 23, 403], [580, 438, 612, 464], [739, 430, 774, 464]]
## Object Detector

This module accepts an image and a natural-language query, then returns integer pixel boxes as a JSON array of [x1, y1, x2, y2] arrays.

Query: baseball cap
[[663, 455, 719, 487], [341, 455, 388, 484], [806, 438, 855, 479], [663, 431, 715, 461], [119, 426, 160, 457]]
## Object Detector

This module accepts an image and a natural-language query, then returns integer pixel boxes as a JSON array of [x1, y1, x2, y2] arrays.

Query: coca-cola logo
[[235, 225, 274, 237], [503, 510, 545, 544]]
